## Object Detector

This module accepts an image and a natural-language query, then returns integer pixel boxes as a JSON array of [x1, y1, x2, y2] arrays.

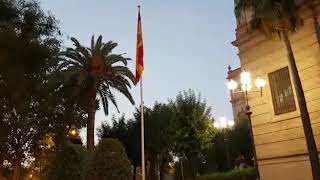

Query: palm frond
[[95, 35, 103, 52], [70, 37, 81, 47], [99, 89, 109, 115], [109, 80, 135, 105], [106, 54, 130, 66], [101, 41, 118, 55], [235, 0, 302, 35], [108, 66, 135, 83], [91, 35, 95, 50]]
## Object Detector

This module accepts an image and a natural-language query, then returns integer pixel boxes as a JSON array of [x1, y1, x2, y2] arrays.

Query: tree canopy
[[89, 138, 132, 180], [0, 0, 86, 179]]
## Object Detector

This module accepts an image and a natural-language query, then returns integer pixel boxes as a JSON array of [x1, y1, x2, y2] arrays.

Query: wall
[[233, 2, 320, 180]]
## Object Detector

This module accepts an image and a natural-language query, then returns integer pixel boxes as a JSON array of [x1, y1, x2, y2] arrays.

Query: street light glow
[[240, 71, 251, 86], [214, 121, 220, 128], [227, 79, 238, 90], [227, 120, 235, 127], [214, 117, 234, 129], [220, 117, 227, 128], [70, 129, 77, 136], [255, 76, 266, 88]]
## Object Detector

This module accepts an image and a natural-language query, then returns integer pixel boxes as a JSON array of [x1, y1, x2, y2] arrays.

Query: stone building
[[232, 0, 320, 179]]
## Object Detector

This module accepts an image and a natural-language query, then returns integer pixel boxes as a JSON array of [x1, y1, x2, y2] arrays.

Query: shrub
[[197, 168, 256, 180], [89, 138, 132, 180], [44, 142, 87, 180]]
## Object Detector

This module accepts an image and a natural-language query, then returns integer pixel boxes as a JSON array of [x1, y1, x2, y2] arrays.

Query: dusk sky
[[40, 0, 240, 142]]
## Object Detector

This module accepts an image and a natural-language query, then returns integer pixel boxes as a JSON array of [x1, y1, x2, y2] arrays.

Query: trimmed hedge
[[197, 168, 256, 180]]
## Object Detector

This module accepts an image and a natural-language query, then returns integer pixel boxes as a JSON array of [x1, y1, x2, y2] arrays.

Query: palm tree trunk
[[87, 87, 97, 151], [282, 30, 320, 180]]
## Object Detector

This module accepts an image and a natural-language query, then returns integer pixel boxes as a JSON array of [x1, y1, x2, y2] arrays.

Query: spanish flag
[[135, 7, 144, 83]]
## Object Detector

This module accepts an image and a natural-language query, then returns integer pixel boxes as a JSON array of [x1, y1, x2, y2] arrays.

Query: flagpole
[[136, 2, 145, 179], [140, 76, 145, 180], [138, 6, 145, 179]]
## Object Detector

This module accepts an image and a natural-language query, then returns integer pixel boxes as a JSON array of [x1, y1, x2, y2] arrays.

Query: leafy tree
[[143, 103, 177, 180], [99, 103, 178, 180], [98, 91, 216, 180], [44, 142, 87, 180], [125, 119, 142, 179], [98, 116, 141, 180], [58, 35, 136, 151], [230, 119, 254, 167], [0, 1, 87, 179], [88, 138, 132, 180], [98, 115, 128, 143], [129, 103, 178, 180], [173, 90, 215, 179], [235, 0, 320, 178], [0, 0, 59, 179]]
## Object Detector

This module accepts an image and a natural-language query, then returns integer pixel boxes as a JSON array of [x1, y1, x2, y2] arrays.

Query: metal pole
[[246, 105, 260, 180], [140, 77, 145, 180]]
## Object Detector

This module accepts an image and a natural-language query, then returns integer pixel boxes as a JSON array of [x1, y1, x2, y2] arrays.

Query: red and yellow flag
[[136, 7, 144, 83]]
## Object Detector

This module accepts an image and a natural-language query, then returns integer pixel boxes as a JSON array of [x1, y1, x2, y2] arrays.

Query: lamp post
[[227, 69, 265, 180], [67, 125, 82, 145], [214, 117, 235, 169]]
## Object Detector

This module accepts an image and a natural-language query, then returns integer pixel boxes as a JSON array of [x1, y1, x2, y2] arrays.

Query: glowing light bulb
[[227, 79, 238, 90], [70, 129, 77, 136], [219, 117, 227, 128], [255, 76, 266, 88], [240, 71, 251, 85], [227, 120, 235, 127]]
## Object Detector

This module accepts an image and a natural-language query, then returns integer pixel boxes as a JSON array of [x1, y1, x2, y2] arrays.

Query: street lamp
[[68, 125, 82, 145], [227, 69, 265, 180], [213, 117, 235, 169]]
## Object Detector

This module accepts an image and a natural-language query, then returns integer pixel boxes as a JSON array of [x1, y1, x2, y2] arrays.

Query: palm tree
[[235, 1, 320, 179], [58, 35, 135, 151]]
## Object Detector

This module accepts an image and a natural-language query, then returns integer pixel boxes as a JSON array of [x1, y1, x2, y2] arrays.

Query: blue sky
[[40, 0, 239, 142]]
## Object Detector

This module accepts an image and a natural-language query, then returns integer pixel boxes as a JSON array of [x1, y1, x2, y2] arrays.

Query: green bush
[[44, 142, 87, 180], [88, 138, 132, 180], [197, 168, 256, 180]]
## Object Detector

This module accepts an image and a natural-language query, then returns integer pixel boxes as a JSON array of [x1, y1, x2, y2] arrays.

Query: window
[[268, 67, 296, 115]]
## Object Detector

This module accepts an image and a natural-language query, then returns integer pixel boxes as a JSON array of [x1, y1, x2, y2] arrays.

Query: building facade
[[232, 1, 320, 180], [227, 67, 247, 126]]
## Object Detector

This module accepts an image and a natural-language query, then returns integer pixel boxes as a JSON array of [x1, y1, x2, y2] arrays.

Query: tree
[[98, 116, 141, 180], [0, 0, 61, 179], [173, 90, 215, 179], [44, 142, 87, 180], [99, 103, 179, 180], [0, 1, 87, 179], [235, 0, 320, 179], [98, 91, 217, 180], [143, 103, 177, 180], [89, 138, 132, 180], [59, 36, 135, 151]]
